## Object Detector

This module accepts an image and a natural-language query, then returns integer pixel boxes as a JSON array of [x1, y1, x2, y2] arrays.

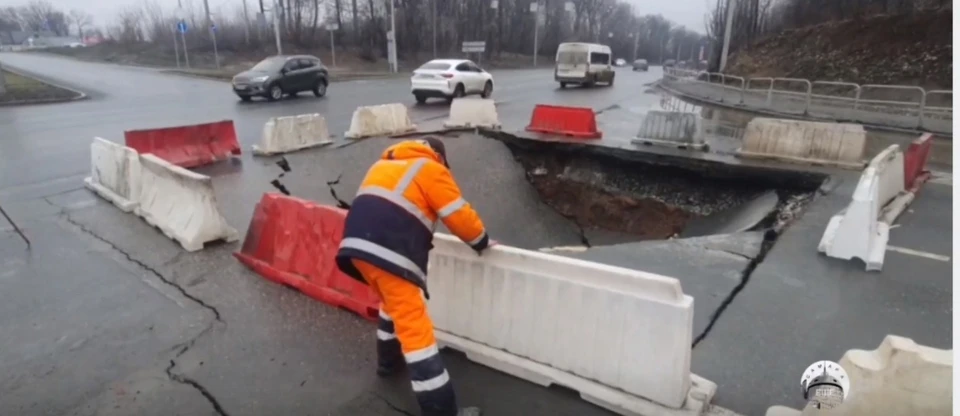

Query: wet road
[[0, 52, 665, 416], [1, 51, 951, 416]]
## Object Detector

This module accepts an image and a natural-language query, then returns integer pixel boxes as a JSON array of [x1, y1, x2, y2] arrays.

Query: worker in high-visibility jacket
[[336, 137, 491, 416]]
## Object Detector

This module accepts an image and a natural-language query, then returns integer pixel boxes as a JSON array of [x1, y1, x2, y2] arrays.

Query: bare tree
[[68, 9, 92, 38]]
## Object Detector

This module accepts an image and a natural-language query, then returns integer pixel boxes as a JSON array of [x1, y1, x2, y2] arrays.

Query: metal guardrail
[[660, 67, 953, 134]]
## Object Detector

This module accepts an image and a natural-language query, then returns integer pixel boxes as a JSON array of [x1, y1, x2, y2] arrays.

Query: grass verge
[[0, 70, 81, 104]]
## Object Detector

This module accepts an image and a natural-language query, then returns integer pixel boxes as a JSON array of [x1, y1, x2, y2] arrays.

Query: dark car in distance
[[232, 55, 329, 102], [632, 59, 649, 71]]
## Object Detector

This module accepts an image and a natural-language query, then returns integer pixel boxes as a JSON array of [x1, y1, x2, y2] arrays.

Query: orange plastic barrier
[[525, 104, 602, 139], [124, 120, 241, 168], [904, 133, 933, 191], [234, 193, 379, 321]]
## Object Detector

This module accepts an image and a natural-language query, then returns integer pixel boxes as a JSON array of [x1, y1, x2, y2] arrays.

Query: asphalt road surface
[[0, 52, 951, 416], [0, 52, 664, 416]]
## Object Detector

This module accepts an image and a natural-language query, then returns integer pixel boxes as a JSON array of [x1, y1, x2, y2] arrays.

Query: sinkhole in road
[[500, 139, 827, 245]]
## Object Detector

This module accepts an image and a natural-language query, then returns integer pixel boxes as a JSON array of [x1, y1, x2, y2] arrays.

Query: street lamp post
[[719, 0, 737, 71], [388, 0, 397, 72], [531, 1, 540, 67], [202, 0, 220, 68], [272, 0, 282, 54]]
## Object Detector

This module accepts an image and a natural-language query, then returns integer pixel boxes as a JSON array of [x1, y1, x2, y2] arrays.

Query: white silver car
[[410, 59, 494, 104]]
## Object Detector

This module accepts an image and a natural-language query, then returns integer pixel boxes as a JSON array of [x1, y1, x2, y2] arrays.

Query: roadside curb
[[0, 64, 89, 106], [161, 68, 405, 84], [656, 82, 949, 137]]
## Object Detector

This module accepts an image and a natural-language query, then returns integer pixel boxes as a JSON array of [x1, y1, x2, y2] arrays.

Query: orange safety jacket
[[336, 140, 489, 297]]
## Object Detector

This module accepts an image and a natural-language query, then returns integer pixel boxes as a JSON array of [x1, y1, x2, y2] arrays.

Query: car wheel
[[415, 94, 427, 105], [267, 84, 283, 101], [481, 81, 493, 98], [313, 80, 328, 97], [560, 82, 567, 88], [454, 84, 466, 98], [609, 75, 615, 86]]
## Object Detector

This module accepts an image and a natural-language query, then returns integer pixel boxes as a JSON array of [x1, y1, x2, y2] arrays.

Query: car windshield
[[251, 57, 286, 72], [418, 62, 452, 71], [557, 51, 588, 64]]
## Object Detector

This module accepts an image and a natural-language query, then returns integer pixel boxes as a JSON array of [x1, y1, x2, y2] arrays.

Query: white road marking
[[538, 245, 589, 253], [927, 171, 952, 186], [887, 245, 951, 262]]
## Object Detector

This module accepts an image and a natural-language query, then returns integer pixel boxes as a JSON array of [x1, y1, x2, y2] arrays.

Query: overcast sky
[[7, 0, 710, 34]]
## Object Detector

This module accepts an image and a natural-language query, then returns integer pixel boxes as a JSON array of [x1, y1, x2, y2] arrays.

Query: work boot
[[376, 363, 405, 377], [456, 407, 482, 416]]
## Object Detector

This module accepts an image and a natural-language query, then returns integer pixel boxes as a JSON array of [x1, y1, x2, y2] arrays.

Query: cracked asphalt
[[0, 52, 952, 416]]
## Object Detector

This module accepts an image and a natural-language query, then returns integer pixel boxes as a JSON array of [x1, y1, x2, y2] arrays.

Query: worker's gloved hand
[[476, 239, 498, 256]]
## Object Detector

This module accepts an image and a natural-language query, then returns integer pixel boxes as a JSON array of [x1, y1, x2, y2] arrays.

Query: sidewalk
[[661, 78, 951, 135]]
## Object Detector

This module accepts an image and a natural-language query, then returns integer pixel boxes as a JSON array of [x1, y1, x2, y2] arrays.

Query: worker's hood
[[381, 139, 448, 168]]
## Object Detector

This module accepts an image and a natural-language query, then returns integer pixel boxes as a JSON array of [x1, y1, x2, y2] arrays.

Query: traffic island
[[0, 69, 85, 106]]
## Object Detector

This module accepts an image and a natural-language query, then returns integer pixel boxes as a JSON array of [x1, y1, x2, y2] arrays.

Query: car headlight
[[250, 76, 269, 83]]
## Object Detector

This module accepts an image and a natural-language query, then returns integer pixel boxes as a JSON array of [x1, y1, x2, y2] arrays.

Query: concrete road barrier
[[765, 335, 951, 416], [818, 145, 910, 271], [444, 98, 500, 129], [738, 118, 865, 168], [136, 154, 239, 251], [84, 138, 142, 212], [253, 113, 333, 156], [427, 233, 716, 416], [631, 111, 706, 150], [344, 103, 417, 139]]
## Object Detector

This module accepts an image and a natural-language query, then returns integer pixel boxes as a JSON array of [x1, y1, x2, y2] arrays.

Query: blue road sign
[[176, 20, 188, 34], [211, 23, 217, 32]]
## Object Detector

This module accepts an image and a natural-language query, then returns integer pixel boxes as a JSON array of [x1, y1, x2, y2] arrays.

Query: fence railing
[[660, 67, 952, 134]]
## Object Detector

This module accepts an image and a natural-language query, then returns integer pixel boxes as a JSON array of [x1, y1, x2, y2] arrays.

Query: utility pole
[[388, 0, 397, 72], [0, 60, 7, 95], [173, 31, 181, 68], [431, 0, 437, 58], [631, 30, 639, 62], [242, 0, 251, 45], [202, 0, 220, 68], [719, 0, 736, 72], [272, 0, 282, 54]]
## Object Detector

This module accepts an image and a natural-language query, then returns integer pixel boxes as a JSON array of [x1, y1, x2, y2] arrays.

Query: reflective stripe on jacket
[[336, 140, 489, 297]]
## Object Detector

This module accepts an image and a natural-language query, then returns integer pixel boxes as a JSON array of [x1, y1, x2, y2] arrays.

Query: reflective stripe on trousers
[[352, 259, 458, 416]]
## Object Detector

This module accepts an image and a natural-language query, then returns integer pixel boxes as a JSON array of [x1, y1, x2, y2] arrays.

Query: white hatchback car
[[411, 59, 494, 104]]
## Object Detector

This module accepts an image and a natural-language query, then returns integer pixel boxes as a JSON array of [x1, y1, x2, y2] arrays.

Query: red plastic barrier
[[124, 120, 241, 168], [525, 104, 602, 139], [234, 193, 380, 322], [904, 133, 933, 192]]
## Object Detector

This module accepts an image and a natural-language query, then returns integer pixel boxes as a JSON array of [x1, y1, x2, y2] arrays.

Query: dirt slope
[[726, 9, 952, 89]]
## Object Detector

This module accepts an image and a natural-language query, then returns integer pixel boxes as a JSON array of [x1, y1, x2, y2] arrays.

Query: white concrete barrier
[[135, 154, 239, 251], [83, 137, 141, 212], [427, 233, 716, 416], [765, 335, 951, 416], [344, 103, 417, 139], [253, 113, 333, 156], [443, 98, 500, 129], [818, 145, 908, 271], [631, 111, 706, 150], [738, 118, 866, 168]]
